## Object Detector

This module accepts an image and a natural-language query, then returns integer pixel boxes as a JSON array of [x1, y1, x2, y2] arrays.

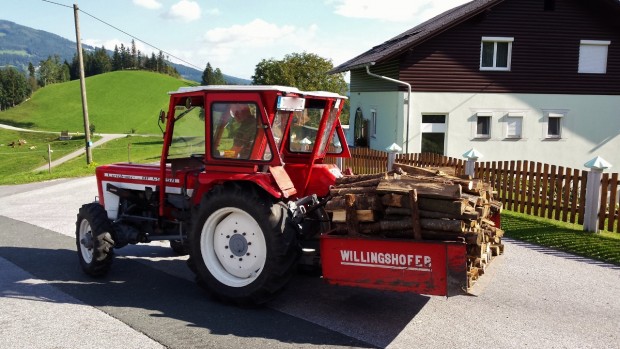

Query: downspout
[[365, 63, 412, 153]]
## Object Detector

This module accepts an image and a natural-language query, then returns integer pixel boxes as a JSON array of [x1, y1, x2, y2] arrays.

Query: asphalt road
[[0, 177, 619, 349]]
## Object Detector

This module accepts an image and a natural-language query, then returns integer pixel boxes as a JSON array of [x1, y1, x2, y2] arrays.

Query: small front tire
[[76, 203, 115, 276]]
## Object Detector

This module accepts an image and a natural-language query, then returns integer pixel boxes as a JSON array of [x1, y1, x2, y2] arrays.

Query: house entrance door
[[421, 114, 446, 155]]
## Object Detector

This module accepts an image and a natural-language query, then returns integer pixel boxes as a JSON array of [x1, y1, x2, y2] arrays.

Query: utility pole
[[73, 3, 93, 164]]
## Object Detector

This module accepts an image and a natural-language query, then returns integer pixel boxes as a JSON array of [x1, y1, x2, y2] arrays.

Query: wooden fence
[[328, 147, 619, 233]]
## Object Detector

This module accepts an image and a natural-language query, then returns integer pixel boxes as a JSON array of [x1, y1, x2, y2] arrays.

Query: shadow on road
[[0, 225, 431, 348]]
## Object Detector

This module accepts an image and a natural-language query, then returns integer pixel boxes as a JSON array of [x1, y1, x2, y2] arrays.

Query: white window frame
[[480, 37, 514, 71], [505, 112, 524, 139], [474, 111, 492, 139], [544, 111, 565, 139], [370, 108, 377, 138], [578, 40, 610, 74]]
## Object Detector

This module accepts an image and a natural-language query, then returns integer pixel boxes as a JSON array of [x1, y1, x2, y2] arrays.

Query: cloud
[[196, 19, 319, 79], [329, 0, 470, 23], [133, 0, 162, 10], [163, 0, 201, 22]]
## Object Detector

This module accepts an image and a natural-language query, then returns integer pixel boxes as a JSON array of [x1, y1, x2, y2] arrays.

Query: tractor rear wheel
[[189, 184, 299, 305], [76, 203, 115, 276]]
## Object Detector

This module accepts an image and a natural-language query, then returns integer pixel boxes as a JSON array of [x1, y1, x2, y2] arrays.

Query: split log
[[394, 163, 473, 190], [331, 210, 376, 223], [385, 207, 411, 216], [420, 218, 466, 233], [345, 194, 358, 235], [329, 186, 377, 196], [335, 172, 389, 185], [382, 193, 468, 216], [355, 219, 413, 234], [332, 178, 381, 189], [408, 189, 423, 240], [324, 195, 382, 211], [393, 163, 447, 177], [419, 209, 479, 221], [376, 177, 462, 199], [489, 200, 503, 214]]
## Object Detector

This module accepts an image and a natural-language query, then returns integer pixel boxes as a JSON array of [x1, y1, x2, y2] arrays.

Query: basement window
[[480, 37, 513, 71], [544, 112, 565, 139], [475, 112, 492, 138], [578, 40, 610, 74], [505, 112, 524, 139]]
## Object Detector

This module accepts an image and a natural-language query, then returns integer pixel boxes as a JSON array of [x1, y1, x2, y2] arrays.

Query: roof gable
[[330, 0, 620, 74]]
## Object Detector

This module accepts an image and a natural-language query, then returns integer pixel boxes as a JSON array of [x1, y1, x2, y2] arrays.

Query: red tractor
[[76, 85, 467, 305], [76, 85, 350, 304]]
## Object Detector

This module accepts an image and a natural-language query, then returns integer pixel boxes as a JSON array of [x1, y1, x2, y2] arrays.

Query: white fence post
[[386, 143, 402, 171], [583, 156, 612, 233], [462, 148, 483, 177]]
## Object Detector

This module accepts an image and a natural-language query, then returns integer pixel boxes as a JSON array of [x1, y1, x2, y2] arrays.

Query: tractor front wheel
[[76, 203, 115, 276], [189, 184, 299, 305]]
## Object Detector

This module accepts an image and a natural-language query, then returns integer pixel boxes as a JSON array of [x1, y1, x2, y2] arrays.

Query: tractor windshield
[[168, 105, 205, 159], [288, 99, 343, 154], [210, 102, 273, 161]]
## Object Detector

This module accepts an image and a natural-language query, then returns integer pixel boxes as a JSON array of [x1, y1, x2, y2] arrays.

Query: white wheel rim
[[200, 207, 267, 288], [78, 219, 94, 264]]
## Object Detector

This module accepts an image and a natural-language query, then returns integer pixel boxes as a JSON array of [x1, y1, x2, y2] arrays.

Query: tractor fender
[[192, 174, 284, 207]]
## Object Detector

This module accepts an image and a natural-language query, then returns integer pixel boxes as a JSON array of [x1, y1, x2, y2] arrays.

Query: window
[[475, 112, 492, 138], [480, 37, 514, 71], [505, 112, 523, 139], [578, 40, 610, 74], [211, 102, 267, 160], [370, 109, 377, 138], [421, 114, 446, 155], [544, 112, 565, 139]]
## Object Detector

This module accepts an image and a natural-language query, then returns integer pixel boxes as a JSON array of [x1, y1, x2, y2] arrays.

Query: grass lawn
[[0, 129, 101, 184], [0, 134, 163, 185], [502, 210, 620, 265], [0, 71, 193, 134]]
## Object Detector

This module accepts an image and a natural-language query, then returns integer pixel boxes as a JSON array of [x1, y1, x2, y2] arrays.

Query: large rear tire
[[76, 203, 115, 277], [189, 184, 299, 305]]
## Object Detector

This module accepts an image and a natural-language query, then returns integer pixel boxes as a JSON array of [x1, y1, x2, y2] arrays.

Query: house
[[330, 0, 620, 170]]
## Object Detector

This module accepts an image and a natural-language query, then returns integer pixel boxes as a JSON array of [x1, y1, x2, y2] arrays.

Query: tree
[[0, 67, 31, 110], [201, 63, 226, 85], [38, 55, 68, 86], [91, 47, 112, 75], [213, 68, 226, 85], [251, 52, 347, 95], [27, 62, 38, 92], [130, 39, 138, 69], [252, 52, 349, 123], [112, 45, 122, 71]]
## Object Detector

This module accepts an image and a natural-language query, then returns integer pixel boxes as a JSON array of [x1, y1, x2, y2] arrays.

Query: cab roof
[[169, 85, 347, 99]]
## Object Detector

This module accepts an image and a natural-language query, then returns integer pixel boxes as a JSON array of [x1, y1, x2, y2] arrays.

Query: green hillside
[[0, 70, 198, 134]]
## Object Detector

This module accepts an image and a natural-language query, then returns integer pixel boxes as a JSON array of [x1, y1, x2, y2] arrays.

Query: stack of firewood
[[324, 163, 505, 289]]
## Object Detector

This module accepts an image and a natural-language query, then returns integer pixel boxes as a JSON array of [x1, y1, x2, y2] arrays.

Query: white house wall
[[351, 91, 620, 170], [347, 92, 405, 150]]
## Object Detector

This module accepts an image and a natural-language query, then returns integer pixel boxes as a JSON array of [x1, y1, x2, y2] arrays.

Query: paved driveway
[[0, 177, 618, 348]]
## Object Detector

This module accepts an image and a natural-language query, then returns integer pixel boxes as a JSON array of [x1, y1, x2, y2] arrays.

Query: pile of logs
[[324, 163, 505, 289]]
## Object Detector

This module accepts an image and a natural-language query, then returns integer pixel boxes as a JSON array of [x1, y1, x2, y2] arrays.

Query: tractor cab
[[158, 85, 349, 207]]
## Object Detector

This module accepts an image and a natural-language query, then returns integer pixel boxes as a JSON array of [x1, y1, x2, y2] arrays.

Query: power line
[[41, 0, 72, 9], [41, 0, 204, 71]]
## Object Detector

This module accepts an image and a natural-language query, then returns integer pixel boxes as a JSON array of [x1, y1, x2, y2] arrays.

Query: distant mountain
[[0, 19, 250, 85]]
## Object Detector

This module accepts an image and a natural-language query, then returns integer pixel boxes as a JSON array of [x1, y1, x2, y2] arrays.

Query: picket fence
[[327, 148, 619, 233]]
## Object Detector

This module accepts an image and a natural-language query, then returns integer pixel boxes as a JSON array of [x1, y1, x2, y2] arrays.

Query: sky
[[3, 0, 471, 80]]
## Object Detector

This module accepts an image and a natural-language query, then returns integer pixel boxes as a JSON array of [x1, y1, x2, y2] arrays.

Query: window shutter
[[579, 41, 610, 74]]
